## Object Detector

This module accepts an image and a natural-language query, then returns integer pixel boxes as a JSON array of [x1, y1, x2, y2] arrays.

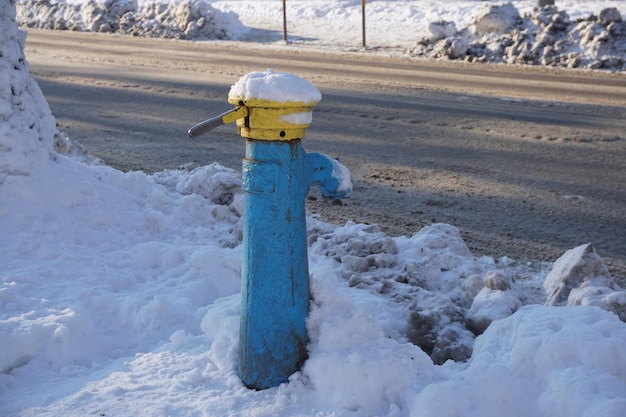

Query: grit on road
[[24, 30, 626, 281]]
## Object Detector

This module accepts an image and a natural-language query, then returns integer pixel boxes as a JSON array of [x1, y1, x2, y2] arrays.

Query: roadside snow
[[15, 0, 247, 40], [14, 0, 626, 71], [407, 3, 626, 70]]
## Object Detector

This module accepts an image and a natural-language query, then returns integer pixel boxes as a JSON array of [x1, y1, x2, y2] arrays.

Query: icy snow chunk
[[401, 223, 482, 298], [228, 69, 322, 104], [568, 284, 626, 322], [201, 295, 239, 345], [406, 290, 474, 364], [544, 243, 614, 305], [409, 224, 473, 270], [460, 273, 484, 308], [341, 254, 369, 273], [445, 36, 470, 60], [484, 269, 514, 291], [312, 222, 397, 276], [599, 7, 622, 25], [467, 271, 525, 335], [469, 2, 520, 35], [168, 329, 188, 347], [428, 20, 457, 42], [544, 243, 626, 322]]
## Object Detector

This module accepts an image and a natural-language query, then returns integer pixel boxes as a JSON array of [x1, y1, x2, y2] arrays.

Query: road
[[24, 30, 626, 280]]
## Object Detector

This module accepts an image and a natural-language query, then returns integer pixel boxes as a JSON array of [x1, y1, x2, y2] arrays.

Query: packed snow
[[2, 0, 626, 416], [228, 68, 322, 104], [14, 0, 626, 70]]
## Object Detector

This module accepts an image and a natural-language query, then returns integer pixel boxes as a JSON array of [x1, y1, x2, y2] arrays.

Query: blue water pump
[[188, 70, 351, 390]]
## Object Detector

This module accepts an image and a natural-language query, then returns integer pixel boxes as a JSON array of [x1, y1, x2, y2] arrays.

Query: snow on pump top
[[228, 69, 322, 107]]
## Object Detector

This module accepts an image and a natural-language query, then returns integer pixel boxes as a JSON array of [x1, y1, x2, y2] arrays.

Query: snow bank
[[1, 0, 243, 376], [14, 0, 626, 71], [412, 305, 626, 417], [15, 0, 246, 40], [0, 5, 70, 180], [407, 3, 626, 71], [310, 221, 532, 365]]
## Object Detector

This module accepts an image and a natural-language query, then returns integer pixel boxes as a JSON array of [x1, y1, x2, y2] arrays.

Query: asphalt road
[[24, 30, 626, 280]]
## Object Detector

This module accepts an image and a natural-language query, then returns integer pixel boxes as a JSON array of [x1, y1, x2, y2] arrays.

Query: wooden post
[[361, 0, 366, 48], [283, 0, 288, 44]]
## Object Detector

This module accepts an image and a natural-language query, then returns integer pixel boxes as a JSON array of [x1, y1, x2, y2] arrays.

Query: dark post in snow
[[282, 0, 288, 44], [537, 0, 555, 7], [361, 0, 366, 48]]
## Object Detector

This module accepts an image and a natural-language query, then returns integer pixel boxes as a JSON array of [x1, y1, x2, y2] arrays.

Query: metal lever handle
[[188, 115, 224, 138], [188, 107, 248, 138]]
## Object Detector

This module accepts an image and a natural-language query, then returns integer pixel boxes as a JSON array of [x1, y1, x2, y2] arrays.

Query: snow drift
[[15, 0, 246, 40], [407, 3, 626, 71], [13, 0, 626, 71]]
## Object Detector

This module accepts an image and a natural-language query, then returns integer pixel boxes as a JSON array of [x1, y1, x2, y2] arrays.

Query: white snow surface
[[228, 68, 322, 104], [15, 0, 626, 70], [2, 1, 626, 417]]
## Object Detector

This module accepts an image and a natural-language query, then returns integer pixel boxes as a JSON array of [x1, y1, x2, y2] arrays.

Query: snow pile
[[15, 0, 246, 40], [13, 0, 626, 71], [0, 0, 72, 180], [308, 221, 626, 367], [2, 0, 626, 415], [309, 221, 483, 365], [411, 305, 626, 417], [2, 0, 244, 376], [407, 3, 626, 71]]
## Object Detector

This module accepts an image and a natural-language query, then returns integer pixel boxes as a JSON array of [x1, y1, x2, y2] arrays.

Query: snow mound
[[1, 0, 243, 375], [0, 1, 71, 182], [412, 305, 626, 417], [309, 221, 527, 364], [15, 0, 246, 40], [309, 220, 626, 365], [407, 3, 626, 71]]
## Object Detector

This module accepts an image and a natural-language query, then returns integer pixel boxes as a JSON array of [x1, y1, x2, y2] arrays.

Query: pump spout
[[307, 152, 352, 199], [188, 107, 249, 138]]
